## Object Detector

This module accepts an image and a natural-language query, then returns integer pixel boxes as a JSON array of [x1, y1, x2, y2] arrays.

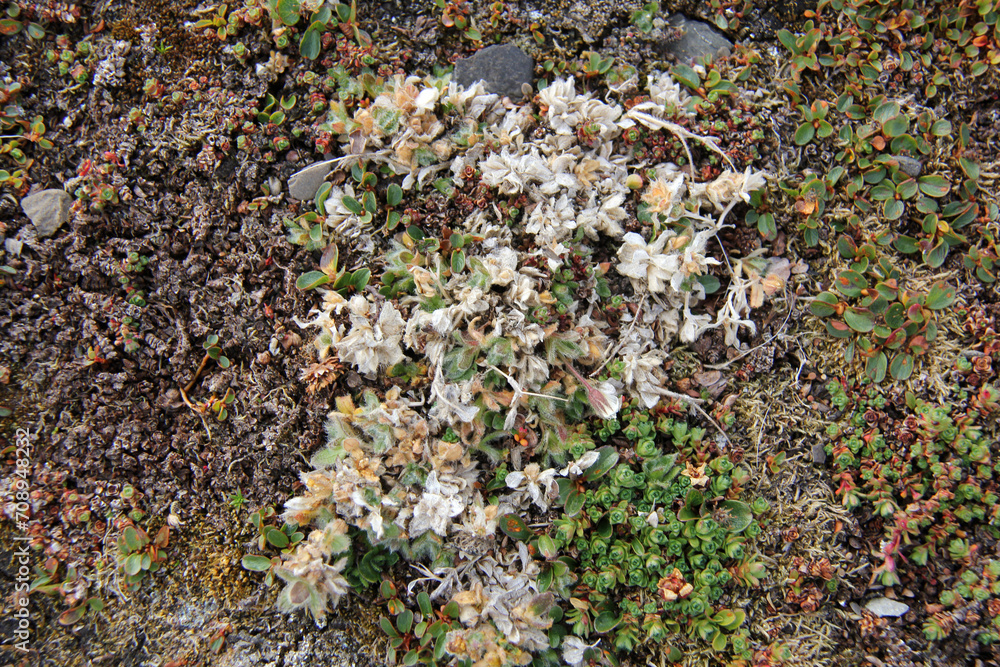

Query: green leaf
[[275, 0, 301, 25], [756, 212, 776, 241], [387, 183, 403, 207], [266, 527, 289, 548], [712, 630, 727, 652], [809, 291, 839, 318], [923, 241, 949, 268], [342, 195, 363, 215], [499, 514, 535, 541], [889, 353, 915, 381], [918, 175, 950, 198], [873, 101, 901, 124], [242, 554, 275, 572], [793, 123, 815, 145], [565, 488, 585, 517], [583, 446, 620, 482], [594, 611, 620, 633], [930, 119, 952, 136], [300, 23, 322, 59], [296, 271, 332, 290], [397, 609, 413, 634], [671, 64, 701, 90], [58, 606, 87, 626], [882, 115, 909, 138], [350, 268, 371, 290], [960, 158, 980, 181], [925, 281, 956, 309], [866, 351, 888, 383], [825, 320, 853, 338], [884, 198, 905, 220], [844, 308, 875, 333], [451, 249, 466, 274], [777, 29, 798, 53], [124, 553, 143, 576], [123, 526, 142, 552], [834, 269, 867, 298], [718, 500, 753, 533]]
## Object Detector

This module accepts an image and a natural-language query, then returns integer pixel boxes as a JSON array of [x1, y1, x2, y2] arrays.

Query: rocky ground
[[1, 0, 999, 666]]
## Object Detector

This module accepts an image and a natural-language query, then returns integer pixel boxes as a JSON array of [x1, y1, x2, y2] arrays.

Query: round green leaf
[[594, 611, 620, 633], [793, 123, 815, 145], [266, 527, 289, 549], [884, 198, 905, 220], [889, 353, 915, 381], [499, 514, 535, 541], [844, 308, 875, 333], [925, 281, 956, 309]]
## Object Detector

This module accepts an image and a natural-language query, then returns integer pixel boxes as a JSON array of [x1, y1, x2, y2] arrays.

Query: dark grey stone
[[894, 155, 923, 177], [660, 14, 734, 64], [21, 189, 72, 238], [454, 44, 533, 99], [811, 443, 827, 465]]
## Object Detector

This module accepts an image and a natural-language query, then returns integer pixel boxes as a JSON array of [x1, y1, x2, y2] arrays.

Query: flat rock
[[894, 155, 923, 177], [660, 14, 734, 63], [810, 443, 827, 465], [454, 44, 533, 99], [288, 161, 333, 201], [21, 189, 72, 238], [865, 597, 909, 617]]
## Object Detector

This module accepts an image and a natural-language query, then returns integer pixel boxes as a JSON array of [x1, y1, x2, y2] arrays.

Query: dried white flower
[[334, 297, 405, 378], [505, 463, 559, 512], [409, 471, 467, 538]]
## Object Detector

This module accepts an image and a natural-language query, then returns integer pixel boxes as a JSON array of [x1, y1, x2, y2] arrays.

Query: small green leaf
[[844, 308, 875, 333], [809, 292, 839, 318], [793, 123, 815, 145], [925, 281, 956, 309], [884, 198, 905, 220], [866, 351, 888, 383], [59, 606, 87, 626], [342, 196, 363, 215], [296, 271, 332, 290], [918, 175, 950, 198], [396, 609, 413, 634], [671, 64, 701, 90], [387, 183, 403, 207], [923, 241, 949, 268], [242, 554, 274, 571], [889, 353, 915, 380], [275, 0, 301, 25], [266, 527, 289, 548], [300, 24, 322, 59], [124, 553, 143, 576], [718, 500, 753, 533], [583, 446, 620, 482], [594, 611, 620, 633], [565, 489, 585, 517]]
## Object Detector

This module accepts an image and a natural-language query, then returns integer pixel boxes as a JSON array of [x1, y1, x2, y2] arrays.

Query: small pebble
[[864, 597, 909, 617]]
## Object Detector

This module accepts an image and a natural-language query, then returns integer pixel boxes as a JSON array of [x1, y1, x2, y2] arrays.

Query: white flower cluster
[[281, 69, 784, 662]]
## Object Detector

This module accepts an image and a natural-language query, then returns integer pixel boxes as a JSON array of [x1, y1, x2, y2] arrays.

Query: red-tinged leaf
[[154, 525, 170, 548], [909, 336, 930, 355], [826, 320, 853, 338], [883, 328, 907, 350], [59, 605, 87, 626], [499, 514, 534, 541]]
